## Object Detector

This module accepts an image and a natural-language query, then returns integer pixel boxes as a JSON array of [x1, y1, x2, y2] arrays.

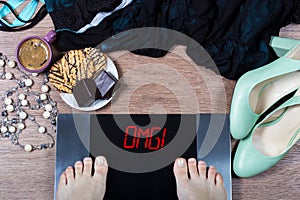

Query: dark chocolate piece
[[94, 70, 117, 99], [73, 78, 100, 107]]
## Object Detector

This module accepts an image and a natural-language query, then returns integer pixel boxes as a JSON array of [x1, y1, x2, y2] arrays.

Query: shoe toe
[[230, 111, 258, 140], [233, 138, 281, 178]]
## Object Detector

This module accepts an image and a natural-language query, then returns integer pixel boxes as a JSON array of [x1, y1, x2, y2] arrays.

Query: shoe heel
[[270, 36, 300, 57]]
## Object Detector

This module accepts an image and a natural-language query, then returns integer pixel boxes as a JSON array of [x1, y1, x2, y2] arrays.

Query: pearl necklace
[[0, 53, 57, 152]]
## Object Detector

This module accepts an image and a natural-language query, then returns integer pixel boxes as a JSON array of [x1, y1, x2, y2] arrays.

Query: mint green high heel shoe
[[230, 36, 300, 140], [233, 89, 300, 178]]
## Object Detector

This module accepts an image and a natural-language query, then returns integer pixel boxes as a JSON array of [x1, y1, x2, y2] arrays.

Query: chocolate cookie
[[49, 47, 107, 93]]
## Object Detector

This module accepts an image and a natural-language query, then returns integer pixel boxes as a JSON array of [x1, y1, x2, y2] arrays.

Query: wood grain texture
[[0, 12, 299, 200]]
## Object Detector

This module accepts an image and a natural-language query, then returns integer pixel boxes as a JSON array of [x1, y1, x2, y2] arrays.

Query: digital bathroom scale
[[55, 114, 232, 200]]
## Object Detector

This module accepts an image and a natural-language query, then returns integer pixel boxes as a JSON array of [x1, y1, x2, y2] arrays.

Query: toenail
[[96, 156, 105, 166], [177, 159, 185, 168], [198, 161, 206, 165], [188, 158, 196, 163], [209, 166, 216, 169], [83, 157, 92, 162], [75, 161, 82, 165]]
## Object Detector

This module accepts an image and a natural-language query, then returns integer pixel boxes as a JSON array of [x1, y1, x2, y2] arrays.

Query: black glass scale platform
[[55, 114, 232, 200]]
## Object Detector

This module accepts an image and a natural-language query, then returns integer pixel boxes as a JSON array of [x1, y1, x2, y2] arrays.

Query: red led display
[[123, 126, 167, 150]]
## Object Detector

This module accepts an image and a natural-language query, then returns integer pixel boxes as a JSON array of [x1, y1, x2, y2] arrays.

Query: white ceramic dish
[[60, 57, 118, 111]]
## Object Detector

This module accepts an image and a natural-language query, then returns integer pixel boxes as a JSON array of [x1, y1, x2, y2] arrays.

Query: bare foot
[[56, 156, 108, 200], [173, 158, 227, 200]]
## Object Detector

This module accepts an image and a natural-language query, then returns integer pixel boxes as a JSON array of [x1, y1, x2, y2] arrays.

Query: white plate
[[60, 57, 119, 111]]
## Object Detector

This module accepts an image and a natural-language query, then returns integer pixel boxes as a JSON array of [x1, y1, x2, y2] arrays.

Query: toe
[[173, 158, 188, 184], [65, 166, 74, 183], [74, 161, 83, 176], [197, 160, 207, 178], [188, 158, 199, 178], [83, 157, 93, 176], [58, 172, 67, 186], [94, 156, 108, 182], [208, 166, 217, 184], [216, 173, 224, 186]]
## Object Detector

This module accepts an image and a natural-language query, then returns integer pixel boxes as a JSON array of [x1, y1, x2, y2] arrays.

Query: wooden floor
[[0, 13, 299, 200]]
